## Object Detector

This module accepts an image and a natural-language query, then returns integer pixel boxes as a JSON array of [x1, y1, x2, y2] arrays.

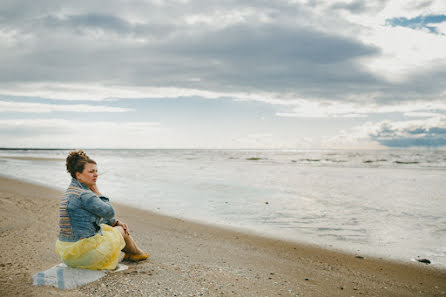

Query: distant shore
[[0, 155, 64, 161], [0, 175, 445, 297]]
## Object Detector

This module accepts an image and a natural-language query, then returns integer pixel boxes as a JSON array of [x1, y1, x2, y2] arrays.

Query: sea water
[[1, 149, 445, 268]]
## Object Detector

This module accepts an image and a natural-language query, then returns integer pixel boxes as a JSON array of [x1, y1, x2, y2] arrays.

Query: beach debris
[[32, 263, 128, 289], [304, 278, 309, 281], [338, 286, 344, 290], [416, 258, 431, 264], [247, 157, 262, 161], [355, 255, 364, 259], [265, 201, 269, 204]]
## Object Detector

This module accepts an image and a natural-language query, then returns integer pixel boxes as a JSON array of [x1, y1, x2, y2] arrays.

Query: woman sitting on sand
[[55, 150, 148, 270]]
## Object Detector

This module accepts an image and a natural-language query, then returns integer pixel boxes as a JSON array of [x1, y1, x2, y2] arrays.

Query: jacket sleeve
[[80, 191, 116, 221], [99, 196, 117, 226]]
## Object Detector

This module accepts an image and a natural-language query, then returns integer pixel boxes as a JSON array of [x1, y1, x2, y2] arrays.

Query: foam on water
[[1, 149, 445, 268]]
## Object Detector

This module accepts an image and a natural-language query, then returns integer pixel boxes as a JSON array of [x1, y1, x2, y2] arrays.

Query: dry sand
[[0, 175, 445, 297]]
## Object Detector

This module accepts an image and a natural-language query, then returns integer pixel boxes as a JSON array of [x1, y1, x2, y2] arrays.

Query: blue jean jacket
[[58, 178, 117, 242]]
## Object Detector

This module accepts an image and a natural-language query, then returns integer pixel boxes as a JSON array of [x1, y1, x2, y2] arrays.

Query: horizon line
[[1, 147, 444, 151]]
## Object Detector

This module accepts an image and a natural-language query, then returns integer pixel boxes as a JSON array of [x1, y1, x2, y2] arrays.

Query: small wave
[[363, 159, 387, 163], [325, 159, 347, 163], [318, 227, 343, 231], [394, 161, 419, 165]]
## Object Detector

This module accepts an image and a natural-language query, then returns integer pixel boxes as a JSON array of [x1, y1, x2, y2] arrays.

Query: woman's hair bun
[[66, 150, 95, 179]]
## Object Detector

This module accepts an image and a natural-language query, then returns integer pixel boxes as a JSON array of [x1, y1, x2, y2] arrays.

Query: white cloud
[[0, 119, 161, 148], [0, 28, 33, 48], [338, 1, 446, 81], [276, 99, 446, 118], [326, 114, 446, 148], [323, 131, 382, 149], [368, 115, 446, 136], [431, 21, 446, 34], [0, 118, 160, 131], [359, 25, 446, 82], [0, 100, 132, 113], [184, 8, 262, 28], [0, 82, 228, 101], [0, 82, 315, 105], [403, 111, 442, 118]]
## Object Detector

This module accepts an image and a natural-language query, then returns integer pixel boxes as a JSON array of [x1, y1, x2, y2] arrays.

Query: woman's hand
[[89, 184, 102, 196], [118, 221, 129, 236]]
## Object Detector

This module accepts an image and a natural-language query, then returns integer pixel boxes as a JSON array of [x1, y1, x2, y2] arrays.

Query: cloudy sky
[[1, 0, 446, 149]]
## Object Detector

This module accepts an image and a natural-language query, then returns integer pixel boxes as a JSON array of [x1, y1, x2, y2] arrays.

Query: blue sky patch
[[386, 14, 446, 34]]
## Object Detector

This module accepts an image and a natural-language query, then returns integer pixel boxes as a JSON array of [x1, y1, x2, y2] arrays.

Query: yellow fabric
[[55, 224, 125, 270]]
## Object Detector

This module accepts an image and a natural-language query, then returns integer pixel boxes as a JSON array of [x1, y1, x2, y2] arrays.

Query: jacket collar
[[71, 178, 89, 190]]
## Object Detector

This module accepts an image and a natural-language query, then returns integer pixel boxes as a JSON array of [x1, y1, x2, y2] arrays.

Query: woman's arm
[[80, 191, 115, 219], [85, 184, 128, 234]]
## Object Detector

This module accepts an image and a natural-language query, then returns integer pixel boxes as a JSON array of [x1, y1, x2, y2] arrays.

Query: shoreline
[[2, 168, 444, 270], [0, 175, 445, 296], [2, 170, 442, 269]]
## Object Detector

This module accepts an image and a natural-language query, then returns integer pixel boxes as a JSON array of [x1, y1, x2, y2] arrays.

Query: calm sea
[[1, 148, 445, 268]]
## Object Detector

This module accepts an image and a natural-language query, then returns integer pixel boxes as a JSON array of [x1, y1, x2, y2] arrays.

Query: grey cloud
[[429, 127, 446, 134], [44, 14, 133, 34], [329, 0, 388, 14], [330, 1, 368, 13], [0, 0, 444, 109], [41, 13, 176, 39], [370, 120, 446, 147], [171, 25, 378, 64], [375, 137, 446, 147], [405, 127, 446, 135], [410, 0, 434, 11], [0, 13, 382, 98], [151, 24, 382, 94], [374, 64, 446, 105]]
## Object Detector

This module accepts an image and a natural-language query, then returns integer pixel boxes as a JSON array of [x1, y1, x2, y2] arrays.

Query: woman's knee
[[114, 226, 127, 239]]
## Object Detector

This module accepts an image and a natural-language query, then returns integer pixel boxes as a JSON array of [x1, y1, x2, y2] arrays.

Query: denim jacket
[[58, 178, 117, 242]]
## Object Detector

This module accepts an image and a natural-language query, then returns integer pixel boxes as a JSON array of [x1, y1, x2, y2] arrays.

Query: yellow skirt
[[56, 224, 125, 270]]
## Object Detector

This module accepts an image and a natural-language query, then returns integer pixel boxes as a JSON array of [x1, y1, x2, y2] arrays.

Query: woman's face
[[76, 163, 98, 187]]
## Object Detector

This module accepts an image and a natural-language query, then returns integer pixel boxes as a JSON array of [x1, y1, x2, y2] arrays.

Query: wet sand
[[0, 175, 445, 297]]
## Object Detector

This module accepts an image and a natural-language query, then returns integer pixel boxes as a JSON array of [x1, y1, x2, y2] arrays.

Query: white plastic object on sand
[[32, 263, 128, 290]]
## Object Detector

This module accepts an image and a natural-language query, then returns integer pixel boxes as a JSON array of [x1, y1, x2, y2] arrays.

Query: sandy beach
[[0, 175, 445, 297]]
